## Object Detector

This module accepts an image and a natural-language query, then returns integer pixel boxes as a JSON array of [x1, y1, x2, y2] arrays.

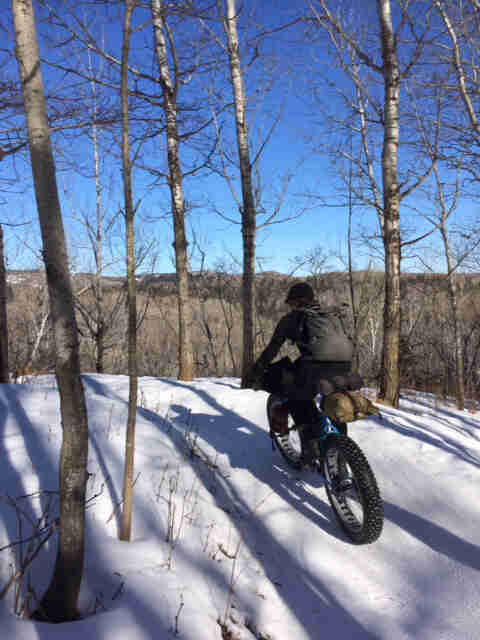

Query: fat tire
[[267, 395, 302, 470], [323, 434, 383, 544]]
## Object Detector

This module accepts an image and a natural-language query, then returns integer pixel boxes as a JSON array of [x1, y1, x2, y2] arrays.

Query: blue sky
[[1, 0, 475, 277], [2, 4, 368, 277]]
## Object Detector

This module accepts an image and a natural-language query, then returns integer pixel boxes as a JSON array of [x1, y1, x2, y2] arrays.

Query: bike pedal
[[300, 454, 321, 472], [334, 476, 354, 492]]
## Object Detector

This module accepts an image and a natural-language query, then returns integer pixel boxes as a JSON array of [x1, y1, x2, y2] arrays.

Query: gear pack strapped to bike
[[322, 390, 380, 424], [316, 372, 381, 424]]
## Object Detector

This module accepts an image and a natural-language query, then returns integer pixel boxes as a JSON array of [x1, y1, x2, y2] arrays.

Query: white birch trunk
[[223, 0, 256, 386], [377, 0, 402, 407], [152, 0, 194, 381]]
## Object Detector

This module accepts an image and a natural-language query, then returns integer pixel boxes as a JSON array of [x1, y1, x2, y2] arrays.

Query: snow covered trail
[[0, 376, 479, 639]]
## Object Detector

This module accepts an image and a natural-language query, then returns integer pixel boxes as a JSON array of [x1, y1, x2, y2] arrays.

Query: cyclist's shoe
[[298, 424, 321, 471], [270, 402, 289, 435], [300, 445, 317, 471], [298, 423, 311, 450]]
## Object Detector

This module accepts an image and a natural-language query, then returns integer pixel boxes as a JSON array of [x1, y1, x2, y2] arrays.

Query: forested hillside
[[7, 268, 480, 405]]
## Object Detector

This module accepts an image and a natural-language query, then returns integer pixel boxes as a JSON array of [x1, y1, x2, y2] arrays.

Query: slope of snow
[[0, 375, 479, 639]]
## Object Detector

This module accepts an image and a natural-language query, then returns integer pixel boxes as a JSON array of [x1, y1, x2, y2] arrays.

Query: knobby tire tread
[[267, 395, 302, 470], [323, 434, 383, 544], [267, 395, 383, 544]]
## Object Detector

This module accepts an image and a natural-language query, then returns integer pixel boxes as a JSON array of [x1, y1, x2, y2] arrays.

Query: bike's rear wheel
[[323, 434, 383, 544], [267, 394, 303, 470]]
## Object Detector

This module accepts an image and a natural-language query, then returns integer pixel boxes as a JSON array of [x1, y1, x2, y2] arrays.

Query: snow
[[1, 374, 479, 639]]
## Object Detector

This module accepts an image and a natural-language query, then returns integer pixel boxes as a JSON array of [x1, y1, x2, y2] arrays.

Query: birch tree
[[433, 1, 480, 175], [311, 0, 437, 407], [433, 1, 480, 129], [151, 0, 194, 381], [11, 0, 88, 621], [197, 2, 303, 384], [221, 0, 257, 386]]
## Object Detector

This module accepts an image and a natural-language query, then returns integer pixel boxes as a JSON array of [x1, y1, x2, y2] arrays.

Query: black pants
[[287, 359, 351, 427]]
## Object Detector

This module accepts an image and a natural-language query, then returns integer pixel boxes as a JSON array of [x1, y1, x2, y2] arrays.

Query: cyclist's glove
[[245, 363, 265, 390]]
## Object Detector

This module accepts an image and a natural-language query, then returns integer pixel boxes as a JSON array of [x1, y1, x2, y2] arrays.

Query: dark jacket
[[256, 303, 352, 370]]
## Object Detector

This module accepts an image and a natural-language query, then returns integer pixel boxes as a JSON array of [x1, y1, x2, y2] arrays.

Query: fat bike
[[267, 394, 384, 545]]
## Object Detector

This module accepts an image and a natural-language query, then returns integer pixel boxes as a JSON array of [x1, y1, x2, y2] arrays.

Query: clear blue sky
[[1, 0, 471, 277]]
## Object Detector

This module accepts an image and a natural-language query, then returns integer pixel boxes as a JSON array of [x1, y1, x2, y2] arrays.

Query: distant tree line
[[8, 268, 480, 403]]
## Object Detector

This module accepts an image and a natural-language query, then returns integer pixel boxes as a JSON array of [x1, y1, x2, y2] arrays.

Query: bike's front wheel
[[322, 434, 383, 544]]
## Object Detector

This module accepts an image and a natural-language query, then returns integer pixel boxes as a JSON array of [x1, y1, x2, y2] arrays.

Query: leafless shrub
[[0, 491, 58, 617]]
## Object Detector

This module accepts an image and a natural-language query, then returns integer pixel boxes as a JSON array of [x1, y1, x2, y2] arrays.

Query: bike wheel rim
[[324, 447, 365, 534]]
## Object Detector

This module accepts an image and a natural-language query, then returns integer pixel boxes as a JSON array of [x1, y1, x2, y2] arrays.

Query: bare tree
[[421, 153, 480, 408], [434, 170, 465, 409], [220, 0, 257, 386], [311, 0, 437, 407], [433, 1, 480, 144], [35, 0, 217, 382], [401, 1, 480, 407], [0, 225, 8, 382], [119, 0, 138, 543], [11, 0, 88, 621], [151, 0, 194, 381], [86, 46, 108, 374], [65, 105, 124, 373]]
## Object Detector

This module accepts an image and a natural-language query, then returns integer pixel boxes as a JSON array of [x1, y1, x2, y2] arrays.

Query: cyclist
[[248, 281, 353, 465]]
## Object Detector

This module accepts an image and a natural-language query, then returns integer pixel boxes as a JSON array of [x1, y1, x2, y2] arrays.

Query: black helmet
[[285, 281, 314, 304]]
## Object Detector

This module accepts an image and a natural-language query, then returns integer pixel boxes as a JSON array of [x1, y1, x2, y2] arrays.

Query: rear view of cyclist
[[248, 281, 353, 464]]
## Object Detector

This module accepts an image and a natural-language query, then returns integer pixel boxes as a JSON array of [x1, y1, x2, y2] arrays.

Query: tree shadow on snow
[[14, 376, 379, 639], [153, 379, 380, 639], [0, 384, 59, 612], [379, 409, 480, 470], [81, 374, 180, 538], [399, 394, 480, 441], [164, 397, 342, 540], [384, 500, 480, 571]]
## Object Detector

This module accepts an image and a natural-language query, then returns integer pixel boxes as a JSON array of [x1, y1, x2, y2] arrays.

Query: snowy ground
[[0, 374, 479, 639]]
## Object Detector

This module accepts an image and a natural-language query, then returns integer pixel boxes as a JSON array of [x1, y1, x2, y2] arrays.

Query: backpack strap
[[294, 308, 318, 351], [293, 309, 307, 347]]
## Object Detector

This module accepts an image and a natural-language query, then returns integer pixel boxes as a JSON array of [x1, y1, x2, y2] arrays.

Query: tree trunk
[[346, 140, 360, 371], [441, 226, 465, 410], [90, 63, 105, 374], [119, 0, 138, 543], [223, 0, 256, 387], [152, 0, 194, 381], [377, 0, 401, 408], [0, 225, 8, 383], [12, 0, 88, 621]]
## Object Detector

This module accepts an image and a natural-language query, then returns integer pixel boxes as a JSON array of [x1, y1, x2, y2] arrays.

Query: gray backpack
[[297, 304, 353, 361]]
